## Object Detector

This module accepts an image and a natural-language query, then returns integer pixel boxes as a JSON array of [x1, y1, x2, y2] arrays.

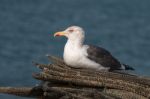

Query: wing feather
[[87, 45, 122, 70]]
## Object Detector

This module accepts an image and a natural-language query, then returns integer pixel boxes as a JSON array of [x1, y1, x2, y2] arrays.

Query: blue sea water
[[0, 0, 150, 98]]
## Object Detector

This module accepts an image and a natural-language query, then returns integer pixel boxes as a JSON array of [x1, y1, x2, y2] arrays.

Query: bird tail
[[122, 64, 134, 70]]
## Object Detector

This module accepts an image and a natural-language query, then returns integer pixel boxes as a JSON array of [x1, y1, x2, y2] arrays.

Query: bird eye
[[68, 29, 74, 33]]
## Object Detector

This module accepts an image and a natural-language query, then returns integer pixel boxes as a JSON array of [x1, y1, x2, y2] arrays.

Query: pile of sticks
[[0, 55, 150, 99]]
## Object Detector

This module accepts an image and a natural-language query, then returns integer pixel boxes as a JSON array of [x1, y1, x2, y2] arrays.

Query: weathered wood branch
[[0, 86, 43, 98], [0, 55, 149, 99]]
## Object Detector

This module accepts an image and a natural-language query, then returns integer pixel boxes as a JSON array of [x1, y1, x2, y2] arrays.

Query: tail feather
[[122, 64, 134, 70]]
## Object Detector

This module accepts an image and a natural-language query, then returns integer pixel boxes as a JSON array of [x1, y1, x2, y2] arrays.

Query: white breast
[[63, 41, 82, 67], [63, 42, 107, 70]]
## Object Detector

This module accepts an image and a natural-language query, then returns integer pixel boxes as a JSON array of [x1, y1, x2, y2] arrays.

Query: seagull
[[54, 26, 134, 71]]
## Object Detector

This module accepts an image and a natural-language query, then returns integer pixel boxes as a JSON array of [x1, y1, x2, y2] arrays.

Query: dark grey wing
[[87, 45, 122, 70]]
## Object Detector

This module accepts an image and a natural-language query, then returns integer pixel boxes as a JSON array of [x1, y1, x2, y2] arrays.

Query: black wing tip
[[123, 64, 135, 70]]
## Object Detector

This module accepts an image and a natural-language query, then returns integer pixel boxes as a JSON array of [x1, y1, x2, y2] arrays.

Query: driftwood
[[0, 55, 150, 99]]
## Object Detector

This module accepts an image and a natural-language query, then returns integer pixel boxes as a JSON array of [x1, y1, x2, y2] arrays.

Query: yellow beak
[[54, 31, 66, 37]]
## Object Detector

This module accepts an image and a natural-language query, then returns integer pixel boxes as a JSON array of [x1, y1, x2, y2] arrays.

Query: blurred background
[[0, 0, 150, 98]]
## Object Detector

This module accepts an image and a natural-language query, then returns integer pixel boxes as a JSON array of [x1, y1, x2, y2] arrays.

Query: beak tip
[[54, 34, 59, 37], [53, 31, 65, 37]]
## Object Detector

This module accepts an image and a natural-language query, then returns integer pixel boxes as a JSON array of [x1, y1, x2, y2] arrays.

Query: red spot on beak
[[54, 31, 65, 37], [55, 34, 60, 36]]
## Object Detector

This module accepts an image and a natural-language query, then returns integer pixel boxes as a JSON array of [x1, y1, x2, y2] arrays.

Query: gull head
[[54, 26, 85, 41]]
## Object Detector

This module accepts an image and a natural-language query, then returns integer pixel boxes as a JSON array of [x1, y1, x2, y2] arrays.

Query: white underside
[[63, 41, 109, 71]]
